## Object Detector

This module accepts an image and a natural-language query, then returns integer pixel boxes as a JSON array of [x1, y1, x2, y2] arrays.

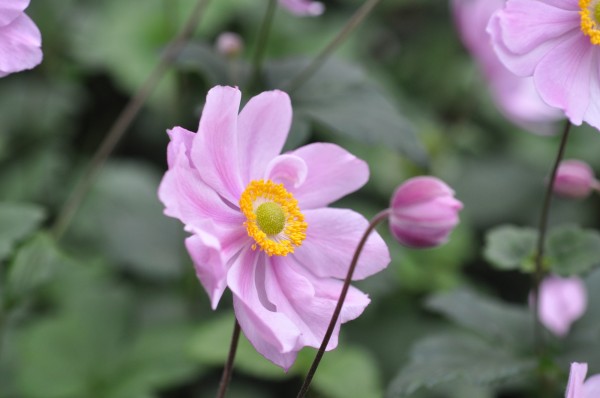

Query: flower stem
[[532, 120, 572, 353], [282, 0, 381, 93], [248, 0, 277, 92], [216, 318, 241, 398], [296, 209, 390, 398], [51, 0, 212, 241]]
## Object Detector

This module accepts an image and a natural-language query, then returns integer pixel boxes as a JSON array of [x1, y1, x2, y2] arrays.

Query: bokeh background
[[2, 0, 600, 397]]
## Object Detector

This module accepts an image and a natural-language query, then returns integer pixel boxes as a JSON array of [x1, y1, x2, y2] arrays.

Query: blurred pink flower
[[554, 160, 599, 199], [488, 0, 600, 131], [536, 275, 587, 337], [159, 86, 390, 369], [452, 0, 561, 133], [566, 363, 600, 398], [279, 0, 324, 16], [215, 32, 243, 58], [389, 176, 463, 248], [0, 0, 42, 77]]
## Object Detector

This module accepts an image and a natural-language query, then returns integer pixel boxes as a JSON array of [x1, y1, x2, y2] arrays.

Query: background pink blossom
[[0, 0, 42, 77]]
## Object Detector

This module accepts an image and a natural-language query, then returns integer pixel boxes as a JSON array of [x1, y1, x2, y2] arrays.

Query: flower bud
[[553, 160, 597, 199], [536, 275, 587, 337], [215, 32, 243, 58], [389, 176, 463, 248]]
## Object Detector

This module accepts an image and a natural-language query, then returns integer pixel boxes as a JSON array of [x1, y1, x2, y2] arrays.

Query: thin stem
[[248, 0, 277, 92], [51, 0, 211, 240], [296, 209, 390, 398], [282, 0, 381, 93], [216, 318, 241, 398], [531, 120, 572, 353]]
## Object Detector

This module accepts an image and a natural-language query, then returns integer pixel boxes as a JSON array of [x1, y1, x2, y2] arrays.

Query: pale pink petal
[[237, 90, 292, 184], [293, 208, 390, 280], [0, 13, 42, 77], [538, 276, 587, 337], [279, 0, 324, 16], [263, 154, 308, 189], [583, 374, 600, 398], [265, 256, 370, 351], [497, 1, 578, 55], [566, 363, 587, 398], [228, 249, 302, 370], [192, 86, 244, 204], [488, 12, 571, 77], [289, 143, 369, 209], [0, 0, 29, 27], [581, 50, 600, 131], [166, 127, 195, 168], [186, 230, 225, 309], [158, 139, 244, 229], [534, 33, 594, 125]]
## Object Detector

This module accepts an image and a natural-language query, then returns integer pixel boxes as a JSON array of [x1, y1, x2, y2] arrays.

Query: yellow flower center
[[580, 0, 600, 45], [239, 179, 307, 256]]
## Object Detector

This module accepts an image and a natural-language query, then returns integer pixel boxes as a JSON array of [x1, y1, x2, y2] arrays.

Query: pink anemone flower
[[566, 363, 600, 398], [0, 0, 42, 77], [158, 86, 390, 369], [488, 0, 600, 131], [452, 0, 561, 133], [279, 0, 324, 16], [536, 275, 587, 337]]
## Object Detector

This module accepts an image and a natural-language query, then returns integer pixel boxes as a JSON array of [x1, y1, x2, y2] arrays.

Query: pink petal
[[566, 363, 587, 398], [0, 0, 29, 27], [265, 256, 370, 351], [158, 138, 244, 230], [534, 33, 594, 125], [538, 276, 587, 337], [192, 86, 244, 204], [583, 374, 600, 398], [289, 143, 369, 209], [0, 13, 42, 77], [581, 51, 600, 131], [228, 249, 302, 370], [166, 127, 195, 168], [263, 154, 308, 189], [186, 230, 225, 309], [278, 0, 324, 16], [293, 208, 390, 280], [237, 90, 292, 184]]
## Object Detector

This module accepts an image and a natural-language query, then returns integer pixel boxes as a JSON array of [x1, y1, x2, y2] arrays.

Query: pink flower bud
[[215, 32, 243, 58], [536, 275, 587, 337], [389, 176, 463, 248], [554, 160, 597, 199]]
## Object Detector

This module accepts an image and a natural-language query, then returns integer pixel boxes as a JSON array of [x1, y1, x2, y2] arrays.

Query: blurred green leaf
[[67, 161, 186, 279], [547, 225, 600, 276], [0, 202, 45, 262], [426, 288, 532, 349], [386, 333, 536, 397], [483, 225, 537, 272], [265, 58, 427, 166], [6, 233, 62, 302]]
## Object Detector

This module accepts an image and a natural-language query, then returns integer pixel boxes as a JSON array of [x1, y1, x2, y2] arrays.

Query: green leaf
[[67, 161, 186, 279], [425, 288, 532, 349], [0, 202, 45, 262], [483, 225, 537, 272], [314, 346, 383, 398], [547, 225, 600, 276], [386, 333, 536, 397], [6, 233, 62, 301], [265, 58, 427, 166]]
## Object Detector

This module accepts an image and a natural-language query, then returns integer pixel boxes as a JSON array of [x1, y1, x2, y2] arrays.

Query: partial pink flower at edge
[[452, 0, 562, 133], [487, 0, 600, 131], [0, 0, 42, 77], [279, 0, 324, 16], [536, 275, 587, 337], [389, 176, 463, 248], [566, 363, 600, 398], [158, 86, 390, 370]]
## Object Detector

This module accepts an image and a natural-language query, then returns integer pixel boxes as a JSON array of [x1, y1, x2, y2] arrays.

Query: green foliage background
[[2, 0, 600, 397]]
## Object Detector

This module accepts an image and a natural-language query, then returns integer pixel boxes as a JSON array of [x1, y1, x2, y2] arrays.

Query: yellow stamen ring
[[239, 179, 307, 257], [580, 0, 600, 45]]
